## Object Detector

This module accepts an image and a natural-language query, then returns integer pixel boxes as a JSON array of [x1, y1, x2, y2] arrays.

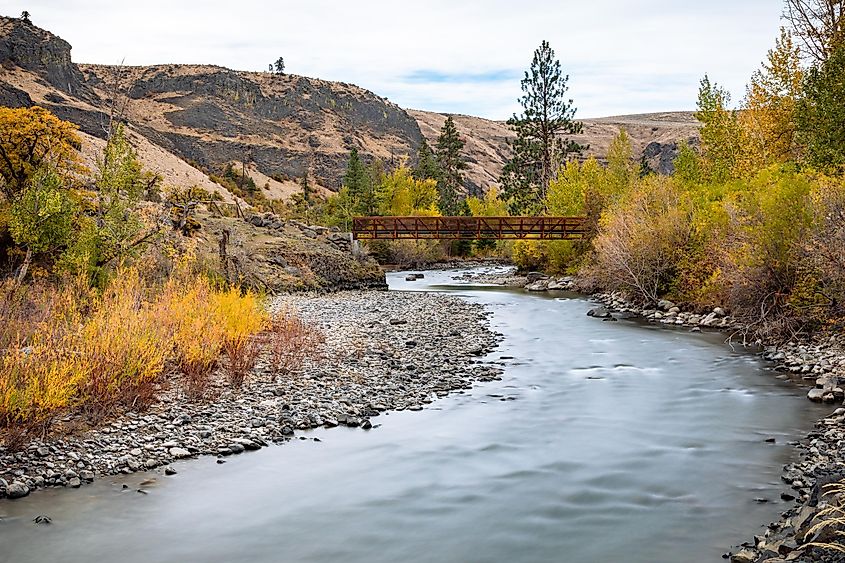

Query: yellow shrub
[[1, 265, 276, 448], [79, 269, 171, 418], [213, 288, 267, 387], [166, 277, 227, 397]]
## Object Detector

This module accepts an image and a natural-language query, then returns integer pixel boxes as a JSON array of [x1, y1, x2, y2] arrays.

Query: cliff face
[[0, 16, 87, 97], [79, 64, 425, 189]]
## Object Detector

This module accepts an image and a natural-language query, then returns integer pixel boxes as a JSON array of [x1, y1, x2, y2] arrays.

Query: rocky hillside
[[1, 15, 700, 200], [0, 16, 423, 196]]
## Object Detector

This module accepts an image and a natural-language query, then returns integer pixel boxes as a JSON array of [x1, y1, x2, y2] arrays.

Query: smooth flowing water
[[0, 269, 828, 563]]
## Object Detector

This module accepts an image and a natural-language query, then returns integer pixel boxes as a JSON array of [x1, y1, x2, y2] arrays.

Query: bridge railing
[[352, 216, 588, 240]]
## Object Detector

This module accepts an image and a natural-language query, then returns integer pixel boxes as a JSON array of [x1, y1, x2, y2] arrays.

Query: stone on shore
[[587, 307, 613, 319], [169, 447, 191, 459], [6, 482, 29, 499]]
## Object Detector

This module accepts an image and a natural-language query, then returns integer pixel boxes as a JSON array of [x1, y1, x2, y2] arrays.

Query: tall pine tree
[[435, 116, 467, 215], [343, 148, 376, 215], [500, 41, 584, 214]]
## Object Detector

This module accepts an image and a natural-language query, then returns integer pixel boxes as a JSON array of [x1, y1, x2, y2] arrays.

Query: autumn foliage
[[0, 265, 288, 448]]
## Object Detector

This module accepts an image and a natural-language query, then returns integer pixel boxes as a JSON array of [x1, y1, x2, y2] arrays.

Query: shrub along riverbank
[[0, 258, 313, 450]]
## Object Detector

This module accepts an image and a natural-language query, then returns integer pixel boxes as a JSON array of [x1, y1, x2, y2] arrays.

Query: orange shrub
[[266, 309, 325, 381]]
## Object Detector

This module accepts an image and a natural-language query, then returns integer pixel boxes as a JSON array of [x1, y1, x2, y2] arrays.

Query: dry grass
[[805, 482, 845, 553]]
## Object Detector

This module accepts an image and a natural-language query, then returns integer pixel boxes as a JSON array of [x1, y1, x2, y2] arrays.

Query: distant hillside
[[1, 15, 700, 201], [411, 110, 701, 193]]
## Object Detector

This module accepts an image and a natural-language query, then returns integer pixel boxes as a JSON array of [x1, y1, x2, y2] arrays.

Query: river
[[0, 268, 828, 563]]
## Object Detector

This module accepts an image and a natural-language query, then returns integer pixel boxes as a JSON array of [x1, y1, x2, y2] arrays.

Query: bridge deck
[[352, 216, 588, 240]]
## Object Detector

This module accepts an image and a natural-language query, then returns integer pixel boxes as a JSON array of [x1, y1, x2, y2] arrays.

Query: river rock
[[808, 388, 826, 402], [730, 548, 757, 563], [587, 307, 613, 319], [657, 299, 675, 311], [169, 447, 191, 459], [228, 443, 245, 454], [526, 272, 546, 283], [6, 482, 29, 499]]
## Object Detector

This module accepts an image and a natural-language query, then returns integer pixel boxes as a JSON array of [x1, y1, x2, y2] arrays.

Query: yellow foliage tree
[[466, 186, 509, 217], [0, 106, 82, 200], [377, 165, 439, 216], [739, 28, 803, 170]]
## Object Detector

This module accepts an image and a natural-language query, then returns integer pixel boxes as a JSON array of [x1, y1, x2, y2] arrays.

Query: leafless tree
[[101, 59, 134, 140], [783, 0, 845, 62]]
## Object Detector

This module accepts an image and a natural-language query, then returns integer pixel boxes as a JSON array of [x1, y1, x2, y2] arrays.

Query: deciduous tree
[[695, 76, 743, 182], [0, 106, 81, 200], [796, 43, 845, 170], [783, 0, 845, 62], [739, 28, 803, 169]]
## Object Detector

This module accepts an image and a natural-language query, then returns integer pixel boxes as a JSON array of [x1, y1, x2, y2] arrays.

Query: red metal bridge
[[352, 216, 588, 240]]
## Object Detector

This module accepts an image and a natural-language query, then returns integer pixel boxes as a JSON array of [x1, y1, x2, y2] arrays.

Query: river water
[[0, 269, 828, 563]]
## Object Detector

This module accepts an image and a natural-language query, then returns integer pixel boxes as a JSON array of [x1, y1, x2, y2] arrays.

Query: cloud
[[4, 0, 785, 119]]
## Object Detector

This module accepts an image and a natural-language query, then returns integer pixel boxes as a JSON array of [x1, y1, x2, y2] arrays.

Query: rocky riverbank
[[0, 290, 501, 501]]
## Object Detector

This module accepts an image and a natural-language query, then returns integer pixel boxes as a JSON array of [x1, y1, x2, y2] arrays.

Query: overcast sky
[[7, 1, 785, 119]]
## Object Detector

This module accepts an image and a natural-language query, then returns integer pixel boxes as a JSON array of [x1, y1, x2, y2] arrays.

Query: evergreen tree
[[796, 43, 845, 171], [500, 40, 584, 214], [412, 139, 441, 183], [435, 116, 466, 215], [274, 57, 285, 75], [20, 11, 31, 24], [343, 148, 376, 215]]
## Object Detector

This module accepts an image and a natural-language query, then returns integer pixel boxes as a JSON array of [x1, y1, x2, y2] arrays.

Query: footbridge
[[352, 216, 588, 241]]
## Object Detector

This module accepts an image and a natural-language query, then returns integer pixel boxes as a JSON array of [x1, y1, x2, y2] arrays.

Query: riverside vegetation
[[0, 105, 325, 459]]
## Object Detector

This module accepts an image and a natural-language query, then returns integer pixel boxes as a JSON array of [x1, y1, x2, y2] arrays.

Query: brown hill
[[1, 15, 700, 200], [0, 15, 423, 199]]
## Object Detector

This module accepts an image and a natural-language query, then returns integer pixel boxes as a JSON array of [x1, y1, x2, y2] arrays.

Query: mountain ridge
[[1, 15, 700, 201]]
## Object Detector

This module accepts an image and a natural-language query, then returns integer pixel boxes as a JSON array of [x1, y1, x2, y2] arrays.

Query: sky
[[7, 1, 785, 119]]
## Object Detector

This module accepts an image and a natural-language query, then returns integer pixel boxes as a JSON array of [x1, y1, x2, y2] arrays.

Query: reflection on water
[[0, 268, 827, 563]]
